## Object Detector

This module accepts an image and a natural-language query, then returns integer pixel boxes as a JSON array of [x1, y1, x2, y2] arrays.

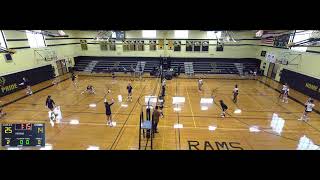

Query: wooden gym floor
[[1, 74, 320, 150]]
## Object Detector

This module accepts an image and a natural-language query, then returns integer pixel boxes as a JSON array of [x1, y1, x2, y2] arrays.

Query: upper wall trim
[[6, 37, 262, 41]]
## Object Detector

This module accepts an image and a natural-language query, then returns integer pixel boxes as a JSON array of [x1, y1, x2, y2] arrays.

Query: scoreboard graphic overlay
[[1, 123, 45, 147]]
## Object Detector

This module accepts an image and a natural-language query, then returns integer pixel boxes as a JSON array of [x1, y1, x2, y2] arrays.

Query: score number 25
[[4, 127, 12, 134]]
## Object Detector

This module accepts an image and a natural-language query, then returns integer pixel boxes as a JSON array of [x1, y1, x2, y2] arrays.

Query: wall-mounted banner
[[280, 69, 320, 100], [0, 65, 54, 97]]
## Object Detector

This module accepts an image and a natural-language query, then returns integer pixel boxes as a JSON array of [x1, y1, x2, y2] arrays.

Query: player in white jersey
[[198, 77, 203, 91], [279, 83, 288, 99], [233, 84, 239, 103], [299, 98, 315, 121], [282, 85, 289, 103]]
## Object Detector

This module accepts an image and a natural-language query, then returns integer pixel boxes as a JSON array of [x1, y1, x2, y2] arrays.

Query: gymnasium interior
[[0, 30, 320, 150]]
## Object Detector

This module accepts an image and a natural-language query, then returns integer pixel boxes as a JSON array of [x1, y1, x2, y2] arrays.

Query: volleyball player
[[299, 98, 315, 122], [282, 85, 289, 103], [46, 95, 57, 126], [219, 100, 228, 118], [112, 70, 115, 79], [71, 73, 77, 87], [253, 69, 257, 80], [104, 97, 115, 127], [127, 83, 133, 102], [45, 96, 56, 112], [81, 85, 96, 94], [233, 84, 239, 103], [20, 77, 33, 95], [279, 83, 288, 99], [198, 77, 203, 91]]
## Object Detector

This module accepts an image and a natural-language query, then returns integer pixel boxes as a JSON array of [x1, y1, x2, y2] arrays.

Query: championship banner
[[168, 40, 174, 50], [159, 39, 164, 49]]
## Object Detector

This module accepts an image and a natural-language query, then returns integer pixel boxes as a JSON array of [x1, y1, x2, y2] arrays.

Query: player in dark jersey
[[81, 85, 95, 94], [127, 83, 133, 102], [45, 95, 56, 111], [220, 100, 228, 118], [198, 77, 203, 91], [233, 84, 239, 103], [71, 73, 77, 87], [112, 70, 115, 79], [104, 97, 115, 127]]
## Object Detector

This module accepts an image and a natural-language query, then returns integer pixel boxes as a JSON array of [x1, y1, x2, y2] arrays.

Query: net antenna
[[93, 30, 114, 42]]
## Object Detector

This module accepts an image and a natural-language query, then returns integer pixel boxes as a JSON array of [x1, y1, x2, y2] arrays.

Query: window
[[291, 30, 313, 52], [26, 30, 46, 48], [0, 30, 7, 49], [207, 31, 215, 39], [112, 32, 116, 38], [174, 30, 188, 38], [207, 31, 222, 39], [142, 30, 157, 38]]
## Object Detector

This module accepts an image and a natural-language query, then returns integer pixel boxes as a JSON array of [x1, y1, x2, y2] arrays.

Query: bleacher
[[73, 56, 260, 75]]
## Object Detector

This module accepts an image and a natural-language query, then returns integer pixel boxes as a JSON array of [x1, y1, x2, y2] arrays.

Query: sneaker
[[109, 123, 113, 127], [106, 121, 110, 125], [298, 118, 303, 121]]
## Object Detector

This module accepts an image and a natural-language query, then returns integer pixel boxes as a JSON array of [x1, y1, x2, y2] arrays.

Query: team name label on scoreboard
[[1, 123, 45, 147]]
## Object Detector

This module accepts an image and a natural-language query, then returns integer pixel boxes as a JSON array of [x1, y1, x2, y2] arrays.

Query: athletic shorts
[[305, 109, 312, 113]]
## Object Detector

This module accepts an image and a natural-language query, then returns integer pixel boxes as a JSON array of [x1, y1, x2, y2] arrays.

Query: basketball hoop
[[287, 42, 295, 48]]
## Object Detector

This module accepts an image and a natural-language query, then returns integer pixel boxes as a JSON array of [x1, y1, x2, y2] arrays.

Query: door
[[267, 63, 274, 78], [56, 59, 68, 76], [271, 63, 279, 80]]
